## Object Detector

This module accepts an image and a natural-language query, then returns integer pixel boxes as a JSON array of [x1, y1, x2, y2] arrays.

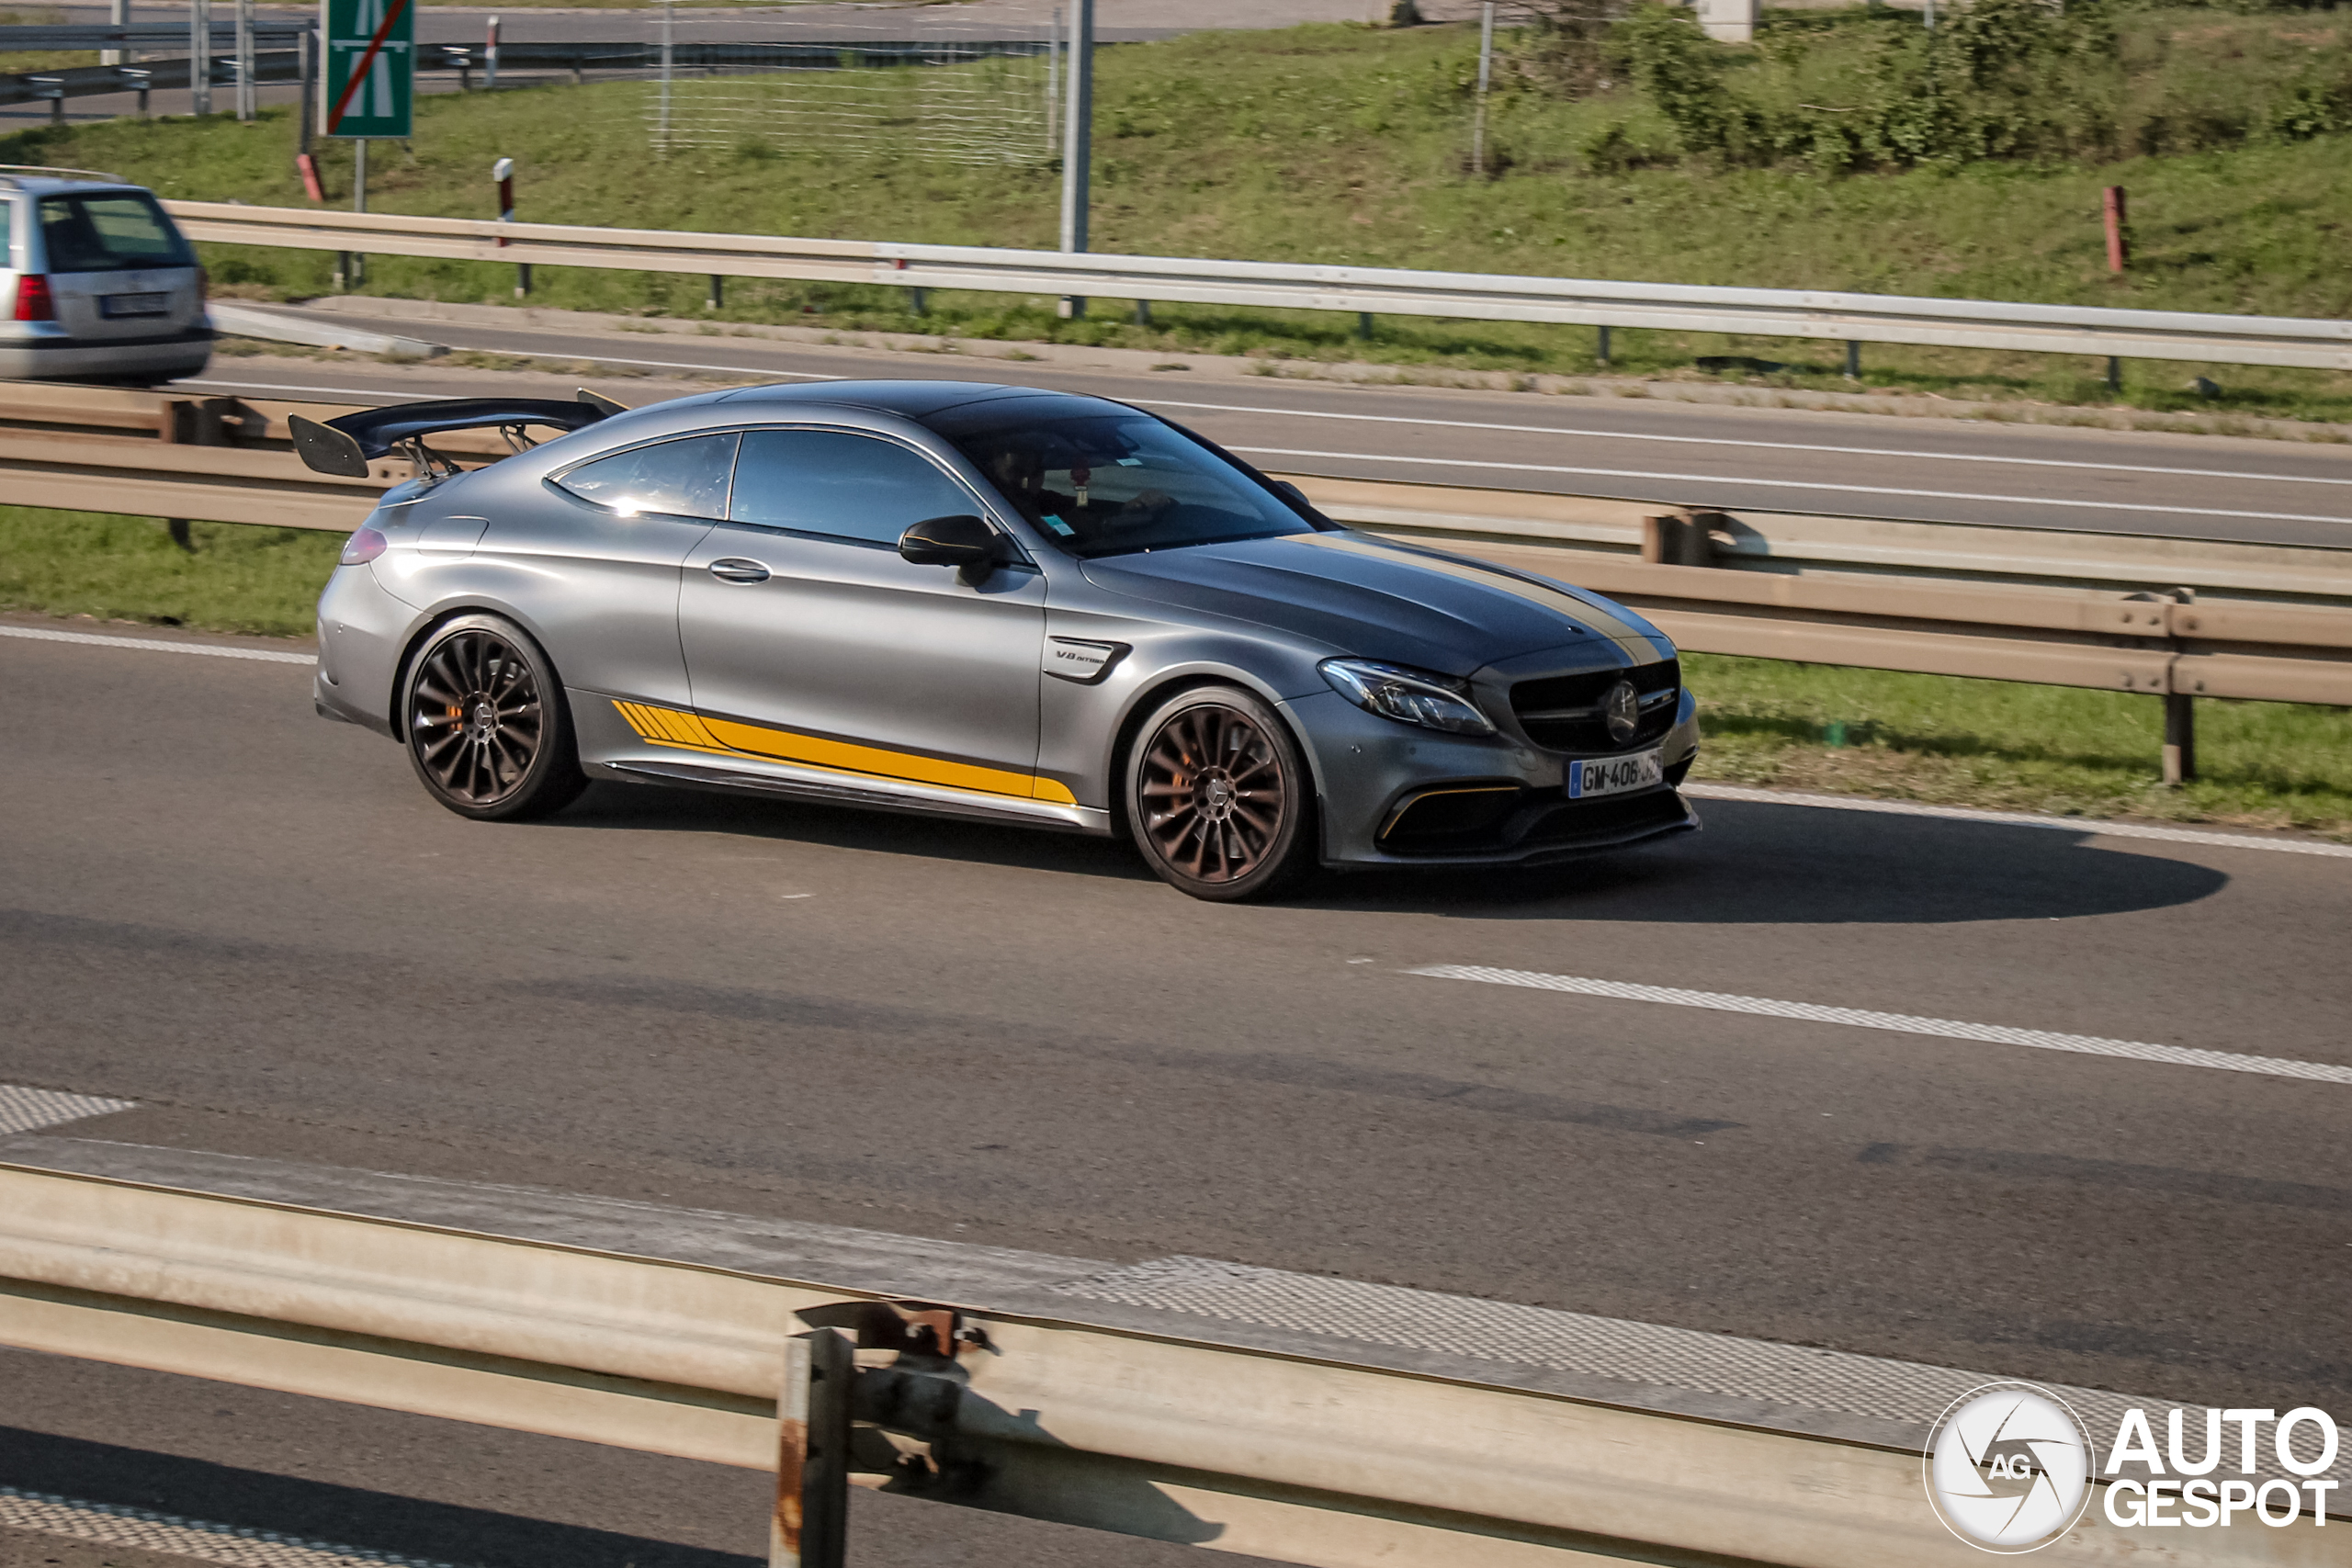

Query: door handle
[[707, 558, 770, 584]]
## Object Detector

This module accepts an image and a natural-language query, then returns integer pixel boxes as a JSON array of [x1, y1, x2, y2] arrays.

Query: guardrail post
[[1843, 340, 1860, 380], [1642, 511, 1715, 568], [773, 1327, 851, 1568], [2162, 586, 2197, 785], [1596, 324, 1611, 366]]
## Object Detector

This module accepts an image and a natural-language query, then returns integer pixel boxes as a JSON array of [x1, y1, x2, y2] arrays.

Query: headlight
[[1319, 659, 1495, 736]]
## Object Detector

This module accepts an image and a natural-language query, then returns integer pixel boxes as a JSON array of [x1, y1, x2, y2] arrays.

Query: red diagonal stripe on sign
[[325, 0, 411, 134]]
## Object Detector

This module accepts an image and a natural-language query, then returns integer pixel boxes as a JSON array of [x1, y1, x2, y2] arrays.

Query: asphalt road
[[177, 306, 2352, 548], [3, 619, 2349, 1560]]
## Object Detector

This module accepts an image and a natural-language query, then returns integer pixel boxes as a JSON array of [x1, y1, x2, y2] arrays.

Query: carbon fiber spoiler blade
[[288, 392, 617, 476]]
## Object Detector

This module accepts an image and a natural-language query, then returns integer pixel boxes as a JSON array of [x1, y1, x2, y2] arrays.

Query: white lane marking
[[0, 1083, 136, 1136], [1137, 397, 2352, 488], [425, 348, 842, 379], [173, 378, 412, 400], [0, 1483, 459, 1568], [0, 625, 316, 664], [1228, 444, 2352, 526], [1682, 784, 2352, 859], [1408, 964, 2352, 1086]]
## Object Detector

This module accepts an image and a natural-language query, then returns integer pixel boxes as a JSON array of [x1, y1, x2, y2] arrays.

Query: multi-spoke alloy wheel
[[1127, 687, 1314, 901], [401, 615, 585, 820]]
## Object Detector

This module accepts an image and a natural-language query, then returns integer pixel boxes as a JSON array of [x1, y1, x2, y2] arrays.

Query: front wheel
[[1125, 686, 1317, 902], [401, 614, 585, 821]]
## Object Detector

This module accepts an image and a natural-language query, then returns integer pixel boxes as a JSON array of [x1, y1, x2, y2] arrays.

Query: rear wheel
[[401, 615, 585, 821], [1125, 686, 1316, 902]]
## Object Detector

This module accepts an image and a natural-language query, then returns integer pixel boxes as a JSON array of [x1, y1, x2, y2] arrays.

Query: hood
[[1079, 530, 1668, 676]]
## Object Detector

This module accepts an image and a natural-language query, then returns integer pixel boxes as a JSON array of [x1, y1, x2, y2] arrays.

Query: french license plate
[[1568, 749, 1663, 800], [99, 292, 170, 319]]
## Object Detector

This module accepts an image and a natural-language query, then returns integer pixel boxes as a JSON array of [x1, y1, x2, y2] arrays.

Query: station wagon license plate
[[99, 292, 170, 319], [1567, 749, 1663, 800]]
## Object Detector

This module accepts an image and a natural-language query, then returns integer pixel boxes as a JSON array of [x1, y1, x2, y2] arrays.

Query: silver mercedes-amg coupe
[[301, 380, 1699, 900]]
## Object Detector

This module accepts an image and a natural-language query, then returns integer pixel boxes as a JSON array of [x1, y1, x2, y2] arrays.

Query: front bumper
[[0, 323, 212, 381], [1290, 686, 1702, 868]]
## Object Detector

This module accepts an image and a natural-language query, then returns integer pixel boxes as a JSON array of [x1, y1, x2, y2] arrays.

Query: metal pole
[[1471, 2, 1493, 176], [2162, 694, 2195, 784], [770, 1329, 851, 1568], [658, 0, 674, 152], [189, 0, 211, 115], [234, 0, 254, 120], [1057, 0, 1091, 319], [1844, 340, 1860, 380], [1044, 5, 1058, 156], [485, 14, 499, 89], [351, 138, 368, 287], [298, 24, 314, 153], [103, 0, 127, 67]]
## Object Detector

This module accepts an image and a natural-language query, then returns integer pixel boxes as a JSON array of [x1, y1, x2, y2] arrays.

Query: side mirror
[[899, 513, 999, 577], [1272, 479, 1328, 522]]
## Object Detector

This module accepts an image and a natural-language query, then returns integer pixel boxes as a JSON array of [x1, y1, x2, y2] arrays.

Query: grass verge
[[6, 506, 2345, 834], [0, 506, 341, 638], [10, 23, 2352, 425]]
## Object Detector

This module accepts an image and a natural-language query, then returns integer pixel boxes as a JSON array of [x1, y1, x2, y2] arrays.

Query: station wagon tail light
[[340, 525, 389, 566], [1320, 658, 1495, 737], [11, 275, 54, 322]]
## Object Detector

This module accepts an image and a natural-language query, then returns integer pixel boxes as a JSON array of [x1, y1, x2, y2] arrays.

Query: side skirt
[[600, 757, 1114, 837]]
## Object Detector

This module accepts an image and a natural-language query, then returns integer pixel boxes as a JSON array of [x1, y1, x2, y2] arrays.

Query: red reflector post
[[12, 275, 54, 321], [340, 525, 390, 566]]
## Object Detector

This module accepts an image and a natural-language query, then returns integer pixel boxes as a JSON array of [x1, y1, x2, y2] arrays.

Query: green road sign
[[321, 0, 413, 139]]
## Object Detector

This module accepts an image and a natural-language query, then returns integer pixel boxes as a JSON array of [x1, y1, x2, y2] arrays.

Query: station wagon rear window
[[38, 193, 196, 274]]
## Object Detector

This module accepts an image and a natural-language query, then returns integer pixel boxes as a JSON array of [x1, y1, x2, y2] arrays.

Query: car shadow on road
[[553, 780, 1159, 879], [548, 786, 2231, 924], [1288, 797, 2233, 924]]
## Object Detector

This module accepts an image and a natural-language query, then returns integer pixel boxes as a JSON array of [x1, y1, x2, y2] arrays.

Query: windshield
[[38, 192, 195, 274], [933, 407, 1316, 558]]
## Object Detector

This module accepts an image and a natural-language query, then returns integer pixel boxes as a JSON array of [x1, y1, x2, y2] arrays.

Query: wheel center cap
[[470, 698, 497, 738], [1199, 773, 1236, 820]]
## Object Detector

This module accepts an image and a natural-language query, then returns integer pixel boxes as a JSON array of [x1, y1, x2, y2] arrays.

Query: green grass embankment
[[6, 20, 2352, 421], [6, 506, 2346, 834]]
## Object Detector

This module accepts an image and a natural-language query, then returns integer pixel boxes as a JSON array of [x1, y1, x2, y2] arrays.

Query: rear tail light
[[11, 275, 54, 322], [340, 525, 389, 565]]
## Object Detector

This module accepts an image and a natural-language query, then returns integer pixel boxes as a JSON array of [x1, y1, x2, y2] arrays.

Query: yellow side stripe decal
[[613, 700, 1078, 807], [1292, 533, 1663, 654]]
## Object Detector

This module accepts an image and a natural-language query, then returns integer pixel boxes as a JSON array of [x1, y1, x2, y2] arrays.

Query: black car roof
[[711, 379, 1067, 419]]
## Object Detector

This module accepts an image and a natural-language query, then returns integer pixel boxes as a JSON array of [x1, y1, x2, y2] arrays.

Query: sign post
[[322, 0, 411, 289]]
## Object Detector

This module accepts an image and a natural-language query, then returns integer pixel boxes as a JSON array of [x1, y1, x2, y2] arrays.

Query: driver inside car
[[978, 434, 1175, 544]]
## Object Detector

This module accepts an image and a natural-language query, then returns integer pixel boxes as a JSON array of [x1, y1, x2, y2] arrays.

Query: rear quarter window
[[38, 193, 196, 274]]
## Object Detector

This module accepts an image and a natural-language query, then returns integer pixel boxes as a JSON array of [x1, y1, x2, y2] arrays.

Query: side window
[[554, 432, 739, 519], [729, 428, 978, 548]]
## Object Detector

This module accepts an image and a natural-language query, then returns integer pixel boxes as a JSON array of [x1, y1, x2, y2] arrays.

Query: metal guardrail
[[0, 52, 300, 110], [159, 200, 2352, 372], [1, 1152, 2334, 1568], [5, 380, 2348, 780], [0, 33, 1039, 109]]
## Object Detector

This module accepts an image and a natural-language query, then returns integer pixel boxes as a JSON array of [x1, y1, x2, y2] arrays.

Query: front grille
[[1510, 658, 1679, 753]]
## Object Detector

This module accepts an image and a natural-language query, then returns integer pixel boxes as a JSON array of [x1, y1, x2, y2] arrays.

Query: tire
[[1125, 685, 1317, 902], [400, 614, 586, 821]]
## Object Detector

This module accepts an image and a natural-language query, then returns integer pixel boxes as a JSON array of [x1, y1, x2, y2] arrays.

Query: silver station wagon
[[0, 166, 211, 384]]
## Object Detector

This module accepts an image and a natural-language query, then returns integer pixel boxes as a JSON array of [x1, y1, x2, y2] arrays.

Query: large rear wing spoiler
[[288, 389, 628, 478]]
